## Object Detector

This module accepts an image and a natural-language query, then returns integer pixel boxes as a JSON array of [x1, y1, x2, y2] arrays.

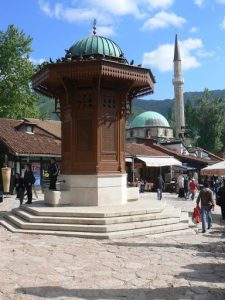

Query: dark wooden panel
[[77, 119, 92, 151], [101, 120, 116, 152], [62, 121, 71, 153]]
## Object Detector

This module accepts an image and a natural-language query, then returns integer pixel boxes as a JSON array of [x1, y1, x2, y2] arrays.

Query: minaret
[[173, 34, 185, 139]]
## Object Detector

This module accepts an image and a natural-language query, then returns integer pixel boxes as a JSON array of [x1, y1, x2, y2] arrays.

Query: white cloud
[[38, 0, 179, 34], [142, 38, 206, 72], [220, 17, 225, 29], [147, 0, 174, 10], [190, 26, 199, 33], [194, 0, 205, 7], [95, 26, 115, 37], [38, 0, 109, 24], [142, 11, 186, 30], [86, 0, 143, 18], [38, 0, 176, 25], [30, 57, 46, 65], [196, 49, 214, 57]]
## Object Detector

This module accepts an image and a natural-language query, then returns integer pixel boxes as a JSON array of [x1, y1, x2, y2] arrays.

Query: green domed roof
[[131, 111, 170, 128], [69, 35, 123, 58]]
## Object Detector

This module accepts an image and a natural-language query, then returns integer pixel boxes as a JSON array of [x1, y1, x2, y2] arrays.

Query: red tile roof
[[147, 142, 214, 165], [24, 118, 61, 139], [126, 143, 170, 157], [0, 118, 61, 156]]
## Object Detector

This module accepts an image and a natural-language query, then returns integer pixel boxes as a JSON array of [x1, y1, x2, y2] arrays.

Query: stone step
[[0, 218, 189, 239], [13, 207, 182, 225], [4, 212, 181, 233], [21, 201, 166, 218]]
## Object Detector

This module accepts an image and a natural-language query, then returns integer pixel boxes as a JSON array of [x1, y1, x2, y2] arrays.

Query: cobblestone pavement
[[0, 193, 224, 300]]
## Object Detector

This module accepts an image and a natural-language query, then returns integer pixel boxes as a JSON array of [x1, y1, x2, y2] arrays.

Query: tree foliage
[[185, 89, 225, 153], [0, 25, 39, 119]]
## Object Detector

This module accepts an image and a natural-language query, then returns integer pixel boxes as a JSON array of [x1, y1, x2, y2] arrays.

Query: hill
[[131, 89, 225, 121], [37, 89, 225, 121]]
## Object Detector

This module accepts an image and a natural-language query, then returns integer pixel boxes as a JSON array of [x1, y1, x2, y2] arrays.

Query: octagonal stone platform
[[0, 199, 189, 239]]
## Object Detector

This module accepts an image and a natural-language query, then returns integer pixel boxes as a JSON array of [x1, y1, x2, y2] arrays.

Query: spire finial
[[174, 34, 181, 61], [93, 19, 97, 35]]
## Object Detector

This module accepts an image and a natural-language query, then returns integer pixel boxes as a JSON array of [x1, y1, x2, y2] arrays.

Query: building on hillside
[[126, 111, 174, 142], [0, 118, 61, 187]]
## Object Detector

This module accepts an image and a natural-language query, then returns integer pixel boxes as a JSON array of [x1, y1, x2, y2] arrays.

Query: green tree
[[0, 25, 39, 119], [185, 89, 225, 153], [167, 104, 175, 129]]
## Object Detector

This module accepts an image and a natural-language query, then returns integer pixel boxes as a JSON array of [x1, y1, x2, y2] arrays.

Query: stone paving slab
[[0, 192, 224, 300]]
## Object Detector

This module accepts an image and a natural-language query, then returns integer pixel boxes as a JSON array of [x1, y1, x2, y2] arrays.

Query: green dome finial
[[93, 19, 97, 35]]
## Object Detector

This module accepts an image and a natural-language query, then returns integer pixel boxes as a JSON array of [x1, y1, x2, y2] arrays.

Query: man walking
[[196, 182, 215, 233], [156, 175, 164, 200]]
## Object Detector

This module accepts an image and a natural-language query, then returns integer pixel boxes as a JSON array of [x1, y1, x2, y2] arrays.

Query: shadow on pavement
[[108, 238, 225, 259], [15, 286, 225, 299], [175, 262, 225, 283]]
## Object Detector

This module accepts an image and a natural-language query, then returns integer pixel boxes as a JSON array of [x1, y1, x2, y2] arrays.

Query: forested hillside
[[37, 89, 225, 121]]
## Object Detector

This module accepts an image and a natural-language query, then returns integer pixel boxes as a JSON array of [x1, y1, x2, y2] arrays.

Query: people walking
[[156, 175, 164, 200], [184, 175, 189, 200], [24, 163, 35, 204], [14, 173, 25, 206], [48, 158, 59, 190], [217, 179, 225, 220], [189, 179, 197, 202], [196, 182, 215, 233], [177, 175, 185, 198]]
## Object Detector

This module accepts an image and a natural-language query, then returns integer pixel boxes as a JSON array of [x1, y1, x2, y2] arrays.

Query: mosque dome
[[69, 35, 123, 58], [131, 111, 170, 128]]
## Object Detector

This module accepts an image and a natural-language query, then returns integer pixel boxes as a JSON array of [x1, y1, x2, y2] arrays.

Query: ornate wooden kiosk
[[32, 27, 155, 206]]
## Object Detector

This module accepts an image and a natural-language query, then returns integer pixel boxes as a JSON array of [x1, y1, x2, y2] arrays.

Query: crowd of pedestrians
[[13, 158, 58, 206], [176, 174, 225, 233]]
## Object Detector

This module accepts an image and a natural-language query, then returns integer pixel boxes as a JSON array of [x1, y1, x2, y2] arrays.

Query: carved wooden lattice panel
[[77, 94, 93, 108], [101, 120, 116, 152], [77, 119, 92, 151], [102, 94, 116, 109], [100, 91, 118, 153]]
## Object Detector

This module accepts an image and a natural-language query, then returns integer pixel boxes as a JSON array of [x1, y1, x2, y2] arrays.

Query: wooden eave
[[32, 60, 154, 97]]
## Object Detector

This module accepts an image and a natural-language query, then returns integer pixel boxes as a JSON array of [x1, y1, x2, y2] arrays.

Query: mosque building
[[126, 111, 174, 142]]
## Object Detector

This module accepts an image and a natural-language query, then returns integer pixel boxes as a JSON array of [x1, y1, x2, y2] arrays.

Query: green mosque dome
[[131, 111, 170, 128], [69, 35, 123, 58]]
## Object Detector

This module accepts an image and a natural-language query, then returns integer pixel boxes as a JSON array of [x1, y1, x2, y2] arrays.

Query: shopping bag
[[192, 207, 201, 224]]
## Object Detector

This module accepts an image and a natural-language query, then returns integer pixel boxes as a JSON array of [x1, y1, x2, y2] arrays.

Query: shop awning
[[125, 157, 133, 162], [137, 156, 182, 167], [201, 160, 225, 176]]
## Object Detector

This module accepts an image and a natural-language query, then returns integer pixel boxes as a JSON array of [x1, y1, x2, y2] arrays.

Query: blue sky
[[1, 0, 225, 100]]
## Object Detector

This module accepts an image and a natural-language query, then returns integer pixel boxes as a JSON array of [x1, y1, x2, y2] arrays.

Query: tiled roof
[[194, 147, 223, 162], [148, 142, 213, 164], [126, 143, 170, 157], [0, 118, 61, 156], [24, 118, 61, 138]]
